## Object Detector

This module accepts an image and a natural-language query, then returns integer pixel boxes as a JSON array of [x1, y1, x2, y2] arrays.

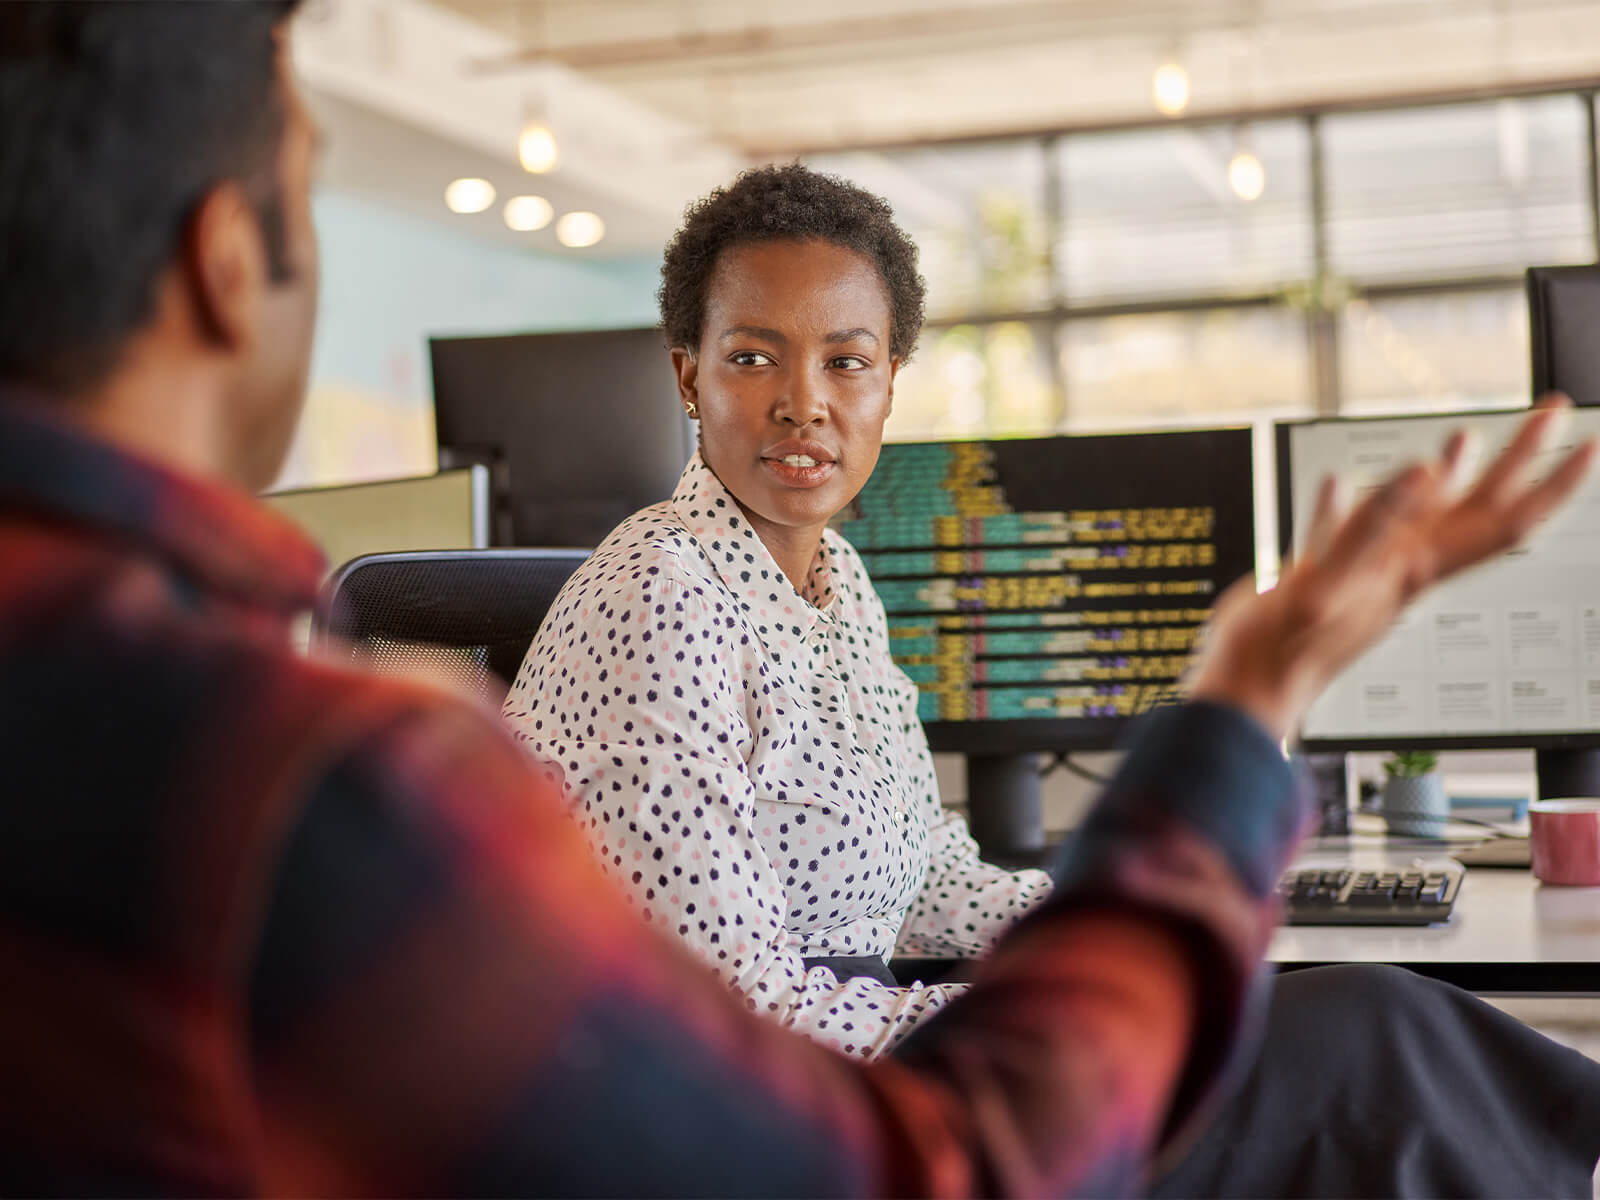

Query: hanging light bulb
[[444, 177, 495, 214], [556, 211, 605, 249], [504, 195, 554, 232], [1228, 132, 1266, 202], [513, 4, 558, 175], [1152, 60, 1189, 117], [519, 120, 558, 174]]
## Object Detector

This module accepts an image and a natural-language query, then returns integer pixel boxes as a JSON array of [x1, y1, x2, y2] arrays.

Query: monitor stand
[[965, 753, 1045, 866], [1534, 747, 1600, 800]]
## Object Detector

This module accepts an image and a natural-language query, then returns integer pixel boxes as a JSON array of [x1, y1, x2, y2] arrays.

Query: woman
[[504, 163, 1600, 1195]]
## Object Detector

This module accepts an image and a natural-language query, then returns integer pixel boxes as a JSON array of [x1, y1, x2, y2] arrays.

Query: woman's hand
[[1190, 396, 1599, 741]]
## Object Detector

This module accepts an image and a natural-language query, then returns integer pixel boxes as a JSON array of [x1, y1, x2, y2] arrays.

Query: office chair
[[312, 548, 590, 701]]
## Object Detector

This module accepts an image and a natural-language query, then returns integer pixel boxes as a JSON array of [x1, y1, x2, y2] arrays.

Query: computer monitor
[[832, 429, 1257, 855], [1277, 407, 1600, 798], [429, 328, 695, 548], [1528, 265, 1600, 408], [264, 465, 490, 572]]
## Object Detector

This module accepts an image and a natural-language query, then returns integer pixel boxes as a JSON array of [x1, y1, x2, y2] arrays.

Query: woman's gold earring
[[685, 401, 698, 417]]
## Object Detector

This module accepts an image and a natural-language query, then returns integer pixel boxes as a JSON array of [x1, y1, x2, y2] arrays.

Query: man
[[0, 3, 1592, 1195]]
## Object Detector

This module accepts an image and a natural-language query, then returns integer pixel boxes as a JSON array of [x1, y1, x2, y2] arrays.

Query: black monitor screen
[[430, 328, 693, 548], [832, 429, 1256, 754], [1529, 265, 1600, 408], [1278, 407, 1600, 752]]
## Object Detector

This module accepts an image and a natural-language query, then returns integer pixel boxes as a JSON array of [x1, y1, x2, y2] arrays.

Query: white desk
[[1270, 866, 1600, 993]]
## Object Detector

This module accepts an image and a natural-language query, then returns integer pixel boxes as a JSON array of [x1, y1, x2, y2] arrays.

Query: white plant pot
[[1382, 773, 1449, 838]]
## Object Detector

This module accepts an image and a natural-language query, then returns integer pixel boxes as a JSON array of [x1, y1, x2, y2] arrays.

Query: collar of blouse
[[669, 452, 846, 652]]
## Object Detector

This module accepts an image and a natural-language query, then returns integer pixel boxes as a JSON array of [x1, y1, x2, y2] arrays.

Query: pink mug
[[1529, 799, 1600, 886]]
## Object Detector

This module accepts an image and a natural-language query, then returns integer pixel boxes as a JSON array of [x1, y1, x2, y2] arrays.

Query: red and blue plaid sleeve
[[247, 695, 1304, 1197]]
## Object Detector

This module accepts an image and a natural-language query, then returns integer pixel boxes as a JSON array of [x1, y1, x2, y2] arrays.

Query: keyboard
[[1277, 859, 1463, 926]]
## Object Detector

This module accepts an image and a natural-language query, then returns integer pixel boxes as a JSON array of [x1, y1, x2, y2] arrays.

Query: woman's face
[[672, 237, 899, 562]]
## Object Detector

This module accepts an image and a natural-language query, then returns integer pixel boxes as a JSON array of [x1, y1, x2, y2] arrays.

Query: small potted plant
[[1381, 750, 1448, 837]]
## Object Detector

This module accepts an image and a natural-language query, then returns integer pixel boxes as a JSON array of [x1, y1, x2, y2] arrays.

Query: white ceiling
[[308, 88, 671, 253], [297, 0, 1600, 258], [436, 0, 1600, 151], [296, 0, 743, 257]]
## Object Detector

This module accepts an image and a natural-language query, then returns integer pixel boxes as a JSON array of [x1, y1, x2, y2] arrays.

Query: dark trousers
[[1150, 964, 1600, 1199]]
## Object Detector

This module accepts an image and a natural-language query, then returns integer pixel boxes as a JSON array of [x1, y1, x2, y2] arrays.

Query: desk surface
[[1270, 864, 1600, 991]]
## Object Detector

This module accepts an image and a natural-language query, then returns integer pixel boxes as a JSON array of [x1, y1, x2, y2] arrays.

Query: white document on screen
[[1288, 407, 1600, 741]]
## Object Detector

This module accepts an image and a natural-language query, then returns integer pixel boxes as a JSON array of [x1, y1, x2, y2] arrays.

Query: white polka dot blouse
[[503, 452, 1053, 1058]]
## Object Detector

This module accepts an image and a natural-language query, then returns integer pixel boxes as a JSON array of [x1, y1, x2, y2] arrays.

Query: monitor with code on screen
[[832, 428, 1256, 757]]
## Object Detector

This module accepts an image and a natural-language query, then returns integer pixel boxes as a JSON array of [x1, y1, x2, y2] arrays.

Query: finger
[[1431, 436, 1599, 581], [1197, 572, 1258, 640], [1318, 461, 1437, 579], [1497, 434, 1600, 544], [1471, 402, 1572, 503], [1440, 428, 1481, 497], [1301, 474, 1345, 561]]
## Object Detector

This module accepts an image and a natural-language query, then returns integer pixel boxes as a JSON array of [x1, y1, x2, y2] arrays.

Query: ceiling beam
[[468, 0, 1595, 74], [740, 72, 1600, 160], [475, 2, 1116, 73]]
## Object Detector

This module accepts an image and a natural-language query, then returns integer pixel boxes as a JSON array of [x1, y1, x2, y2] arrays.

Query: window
[[887, 320, 1058, 439], [1058, 119, 1313, 305], [810, 142, 1052, 318], [1324, 96, 1593, 284], [1058, 306, 1313, 430], [1338, 288, 1530, 415], [817, 88, 1598, 432]]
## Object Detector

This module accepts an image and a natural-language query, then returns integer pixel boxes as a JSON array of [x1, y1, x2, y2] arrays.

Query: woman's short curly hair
[[658, 162, 927, 362]]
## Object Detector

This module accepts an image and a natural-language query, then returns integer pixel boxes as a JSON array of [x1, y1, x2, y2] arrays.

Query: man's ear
[[670, 346, 700, 417], [181, 181, 267, 351]]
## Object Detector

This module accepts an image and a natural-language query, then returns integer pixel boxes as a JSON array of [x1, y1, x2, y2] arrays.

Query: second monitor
[[1278, 406, 1600, 797], [430, 327, 694, 549]]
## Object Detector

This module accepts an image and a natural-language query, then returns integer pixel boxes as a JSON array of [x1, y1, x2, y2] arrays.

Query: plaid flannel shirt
[[0, 393, 1307, 1196]]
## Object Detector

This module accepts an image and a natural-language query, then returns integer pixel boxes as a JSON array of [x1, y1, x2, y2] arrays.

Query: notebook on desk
[[1449, 836, 1531, 868], [1304, 812, 1531, 871]]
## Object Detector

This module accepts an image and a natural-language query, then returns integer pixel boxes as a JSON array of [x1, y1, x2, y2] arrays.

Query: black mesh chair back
[[312, 549, 590, 701]]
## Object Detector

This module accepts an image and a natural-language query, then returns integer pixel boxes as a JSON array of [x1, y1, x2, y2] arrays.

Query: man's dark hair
[[659, 162, 927, 362], [0, 0, 302, 394]]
